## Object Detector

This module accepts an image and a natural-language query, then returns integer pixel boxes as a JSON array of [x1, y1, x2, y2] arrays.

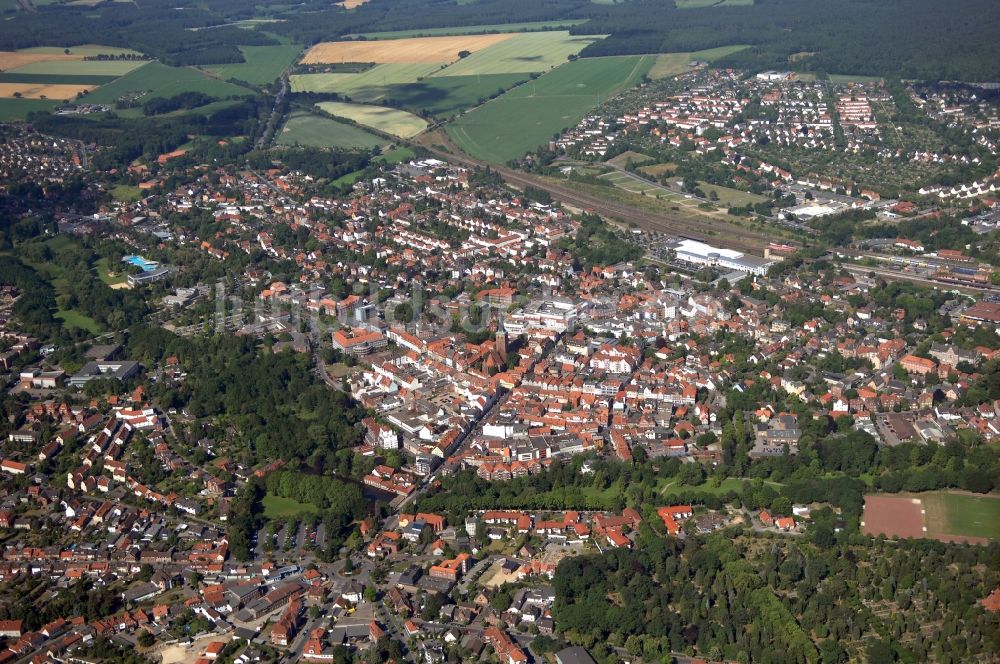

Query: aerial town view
[[0, 0, 998, 663]]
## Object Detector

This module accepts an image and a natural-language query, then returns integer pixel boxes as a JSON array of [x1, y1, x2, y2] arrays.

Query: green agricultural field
[[80, 62, 253, 104], [447, 55, 654, 163], [204, 45, 303, 85], [649, 44, 750, 79], [432, 31, 605, 77], [348, 20, 586, 40], [262, 493, 317, 519], [277, 111, 388, 149], [315, 101, 428, 138], [0, 98, 58, 121], [379, 73, 530, 117], [290, 63, 441, 101], [0, 73, 117, 85], [10, 58, 147, 76]]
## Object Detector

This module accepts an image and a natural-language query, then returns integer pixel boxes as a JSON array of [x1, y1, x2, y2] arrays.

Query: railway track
[[420, 132, 772, 254]]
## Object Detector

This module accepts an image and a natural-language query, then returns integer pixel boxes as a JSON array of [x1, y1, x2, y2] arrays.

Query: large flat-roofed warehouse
[[673, 239, 775, 276]]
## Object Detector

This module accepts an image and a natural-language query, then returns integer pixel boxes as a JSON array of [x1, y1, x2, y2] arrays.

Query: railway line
[[419, 131, 773, 254]]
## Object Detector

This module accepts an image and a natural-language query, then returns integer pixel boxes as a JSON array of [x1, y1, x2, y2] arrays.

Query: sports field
[[316, 101, 428, 138], [447, 55, 654, 162], [862, 492, 999, 544], [301, 34, 514, 65], [430, 31, 604, 77], [350, 20, 585, 40], [204, 45, 303, 85], [277, 111, 388, 149], [80, 62, 252, 104]]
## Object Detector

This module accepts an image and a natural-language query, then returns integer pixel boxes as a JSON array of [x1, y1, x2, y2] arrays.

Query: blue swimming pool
[[122, 255, 160, 272]]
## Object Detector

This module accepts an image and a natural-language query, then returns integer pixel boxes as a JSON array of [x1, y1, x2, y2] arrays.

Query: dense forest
[[126, 324, 366, 464], [574, 0, 1000, 81], [554, 534, 1000, 663], [0, 0, 996, 80]]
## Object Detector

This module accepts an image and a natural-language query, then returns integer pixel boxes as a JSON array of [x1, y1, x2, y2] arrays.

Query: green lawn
[[204, 45, 303, 85], [80, 62, 253, 105], [315, 101, 428, 138], [432, 31, 604, 77], [348, 20, 586, 39], [277, 111, 389, 149], [55, 308, 101, 334], [263, 493, 318, 519], [95, 256, 128, 286], [447, 55, 654, 162]]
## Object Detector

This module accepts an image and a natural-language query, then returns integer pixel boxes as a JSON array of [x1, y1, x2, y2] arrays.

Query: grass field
[[262, 494, 317, 519], [0, 98, 58, 120], [278, 111, 388, 149], [430, 31, 604, 77], [302, 33, 513, 65], [638, 162, 678, 177], [600, 171, 680, 197], [349, 20, 585, 40], [9, 58, 146, 76], [204, 45, 302, 85], [80, 62, 252, 104], [95, 256, 129, 285], [290, 63, 442, 100], [697, 181, 767, 205], [606, 150, 653, 168], [315, 101, 427, 138], [447, 55, 654, 162], [922, 491, 1000, 541], [55, 308, 100, 334], [378, 73, 530, 117], [649, 44, 750, 80], [660, 477, 782, 497]]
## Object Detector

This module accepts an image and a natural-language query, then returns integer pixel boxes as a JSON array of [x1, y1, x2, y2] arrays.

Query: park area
[[447, 55, 655, 163], [862, 491, 1000, 544]]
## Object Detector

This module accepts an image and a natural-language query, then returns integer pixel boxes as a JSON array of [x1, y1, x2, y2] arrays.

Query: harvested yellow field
[[0, 83, 93, 100], [301, 33, 514, 65], [338, 0, 370, 7], [0, 51, 82, 71]]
